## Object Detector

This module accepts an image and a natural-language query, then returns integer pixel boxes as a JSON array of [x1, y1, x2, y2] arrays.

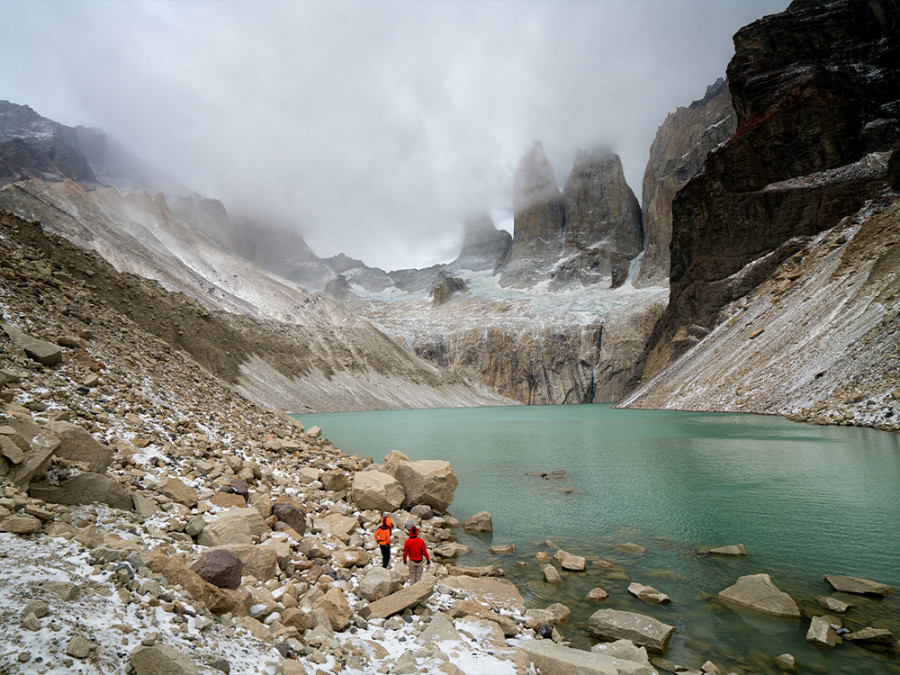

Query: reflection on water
[[299, 405, 900, 673]]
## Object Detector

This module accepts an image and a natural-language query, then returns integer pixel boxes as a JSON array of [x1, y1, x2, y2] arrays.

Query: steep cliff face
[[498, 141, 567, 286], [563, 146, 642, 256], [640, 0, 900, 382], [635, 79, 736, 288], [364, 283, 667, 406], [620, 198, 900, 432], [624, 0, 900, 431]]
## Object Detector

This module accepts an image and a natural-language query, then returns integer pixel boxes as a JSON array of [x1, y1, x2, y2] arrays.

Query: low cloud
[[0, 0, 788, 270]]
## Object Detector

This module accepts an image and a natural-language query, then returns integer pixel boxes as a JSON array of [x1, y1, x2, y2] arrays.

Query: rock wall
[[634, 79, 735, 288], [498, 141, 567, 286], [639, 0, 900, 382], [623, 0, 900, 431], [373, 289, 667, 406], [563, 146, 642, 257]]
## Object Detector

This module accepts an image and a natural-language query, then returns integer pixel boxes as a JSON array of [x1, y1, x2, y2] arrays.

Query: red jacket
[[402, 536, 429, 563]]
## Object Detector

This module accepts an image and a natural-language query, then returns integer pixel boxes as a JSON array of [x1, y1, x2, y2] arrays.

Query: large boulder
[[806, 615, 840, 649], [513, 638, 657, 675], [320, 469, 349, 493], [161, 477, 197, 508], [190, 549, 243, 590], [433, 542, 472, 559], [462, 511, 493, 532], [43, 421, 113, 473], [361, 578, 435, 620], [197, 507, 270, 547], [358, 566, 403, 601], [1, 323, 62, 366], [628, 582, 671, 605], [441, 575, 525, 614], [824, 575, 895, 597], [0, 513, 43, 534], [718, 573, 800, 619], [390, 459, 458, 513], [129, 644, 199, 675], [9, 430, 59, 489], [210, 543, 278, 581], [553, 549, 586, 572], [588, 609, 675, 654], [29, 473, 133, 511], [148, 551, 245, 616], [314, 587, 352, 631], [351, 470, 404, 512], [312, 512, 359, 543], [272, 500, 306, 535]]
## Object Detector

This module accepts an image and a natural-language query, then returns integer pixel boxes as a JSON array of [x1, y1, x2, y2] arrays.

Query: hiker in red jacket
[[374, 515, 393, 568], [402, 525, 430, 584]]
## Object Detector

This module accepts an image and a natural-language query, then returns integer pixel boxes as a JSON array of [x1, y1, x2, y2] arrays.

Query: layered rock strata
[[623, 0, 900, 431], [642, 0, 900, 380], [365, 287, 666, 406]]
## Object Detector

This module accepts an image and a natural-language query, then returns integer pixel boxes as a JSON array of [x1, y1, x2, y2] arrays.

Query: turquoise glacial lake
[[298, 405, 900, 674]]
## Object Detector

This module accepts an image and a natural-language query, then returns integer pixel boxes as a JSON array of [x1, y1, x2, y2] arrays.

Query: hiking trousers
[[407, 559, 424, 584], [380, 544, 390, 568]]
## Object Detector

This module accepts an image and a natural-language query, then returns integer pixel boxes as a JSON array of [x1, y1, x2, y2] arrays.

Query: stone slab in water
[[588, 608, 674, 654], [824, 574, 896, 597], [718, 573, 800, 619]]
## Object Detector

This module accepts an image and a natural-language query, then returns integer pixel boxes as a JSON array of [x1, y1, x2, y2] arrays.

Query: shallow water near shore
[[298, 405, 900, 674]]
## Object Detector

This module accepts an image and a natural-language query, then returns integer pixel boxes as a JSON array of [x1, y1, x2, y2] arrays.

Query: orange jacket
[[374, 525, 391, 546], [374, 516, 392, 545]]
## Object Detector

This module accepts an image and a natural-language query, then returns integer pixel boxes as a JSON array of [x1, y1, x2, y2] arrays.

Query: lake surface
[[298, 405, 900, 674]]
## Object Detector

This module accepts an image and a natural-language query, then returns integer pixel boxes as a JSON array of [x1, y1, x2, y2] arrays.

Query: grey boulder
[[588, 608, 674, 654]]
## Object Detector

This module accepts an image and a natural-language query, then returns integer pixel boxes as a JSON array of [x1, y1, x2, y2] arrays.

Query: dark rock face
[[272, 502, 306, 535], [642, 0, 900, 379], [191, 549, 244, 590], [635, 79, 735, 287]]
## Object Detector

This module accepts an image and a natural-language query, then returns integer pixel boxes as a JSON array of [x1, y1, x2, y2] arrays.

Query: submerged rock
[[824, 574, 896, 597], [462, 510, 492, 532], [718, 573, 800, 619]]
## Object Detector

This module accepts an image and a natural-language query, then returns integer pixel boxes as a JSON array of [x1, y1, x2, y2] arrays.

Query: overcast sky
[[1, 0, 788, 271]]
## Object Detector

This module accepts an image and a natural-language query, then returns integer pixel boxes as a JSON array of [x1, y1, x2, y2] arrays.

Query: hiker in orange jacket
[[374, 515, 393, 568], [402, 524, 430, 584]]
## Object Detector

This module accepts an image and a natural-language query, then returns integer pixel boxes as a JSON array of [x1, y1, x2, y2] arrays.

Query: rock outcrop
[[555, 146, 642, 289], [718, 573, 801, 619], [640, 0, 900, 381], [635, 78, 735, 287], [623, 0, 900, 432], [498, 141, 567, 286]]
